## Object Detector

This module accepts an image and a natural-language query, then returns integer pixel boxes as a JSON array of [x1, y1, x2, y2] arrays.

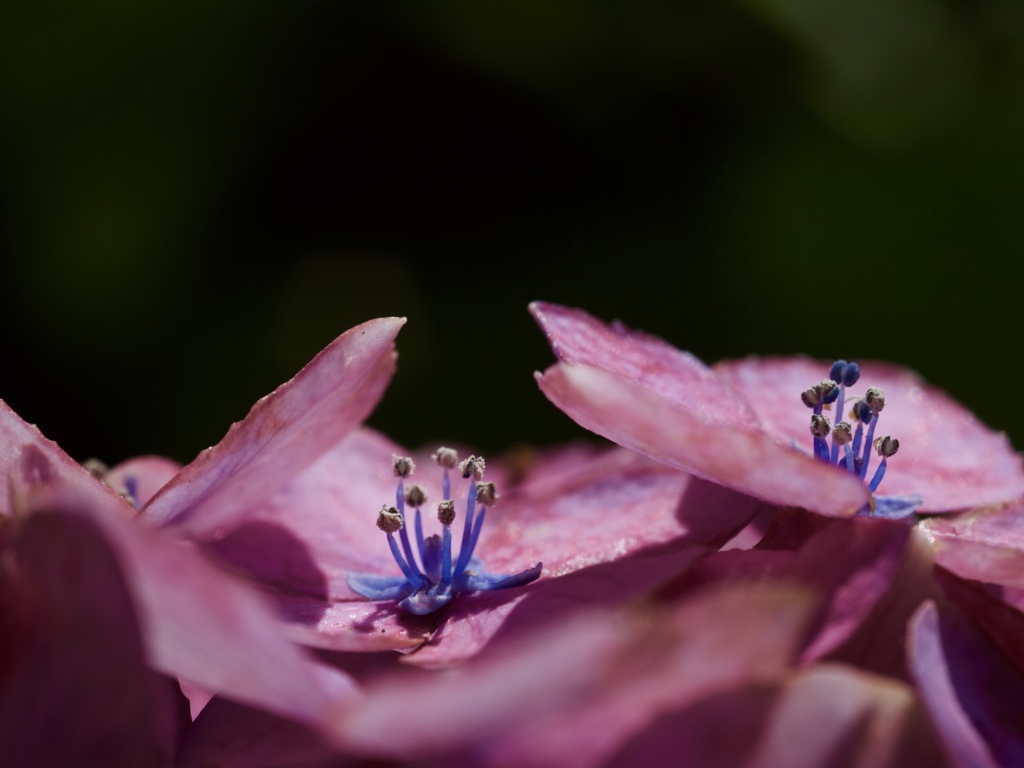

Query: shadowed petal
[[141, 316, 405, 534], [0, 511, 186, 767], [908, 601, 1024, 767]]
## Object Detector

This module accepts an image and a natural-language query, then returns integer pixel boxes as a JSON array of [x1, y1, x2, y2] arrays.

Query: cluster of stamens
[[352, 446, 540, 614], [801, 360, 902, 503]]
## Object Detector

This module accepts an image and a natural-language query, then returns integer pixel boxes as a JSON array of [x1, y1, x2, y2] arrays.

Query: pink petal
[[0, 511, 186, 766], [142, 316, 405, 534], [921, 500, 1024, 589], [530, 301, 757, 425], [341, 583, 816, 762], [716, 357, 1024, 512], [104, 455, 183, 509], [407, 469, 759, 668], [468, 583, 818, 768], [934, 568, 1024, 675], [908, 600, 1024, 767], [536, 362, 869, 516], [0, 402, 359, 731]]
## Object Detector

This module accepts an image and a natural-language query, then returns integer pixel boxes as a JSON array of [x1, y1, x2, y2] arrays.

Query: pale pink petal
[[745, 664, 942, 768], [469, 583, 817, 768], [0, 511, 185, 767], [105, 455, 182, 509], [142, 317, 405, 534], [530, 301, 757, 424], [921, 500, 1024, 589], [716, 357, 1024, 513], [908, 601, 1024, 767], [0, 402, 358, 730], [536, 362, 869, 516]]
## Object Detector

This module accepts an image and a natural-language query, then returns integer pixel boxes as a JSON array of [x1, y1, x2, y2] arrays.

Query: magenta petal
[[142, 316, 404, 534], [0, 402, 358, 731], [716, 357, 1024, 513], [0, 511, 182, 766], [908, 601, 1024, 767], [537, 362, 869, 516], [921, 500, 1024, 589]]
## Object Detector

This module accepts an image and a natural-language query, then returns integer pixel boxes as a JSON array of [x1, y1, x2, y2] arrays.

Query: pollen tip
[[874, 435, 899, 457], [392, 455, 415, 478], [476, 482, 498, 507], [459, 455, 486, 480], [832, 421, 853, 445], [432, 447, 459, 469], [809, 413, 831, 438], [404, 483, 428, 508], [437, 499, 456, 525], [376, 505, 404, 533], [865, 387, 886, 413]]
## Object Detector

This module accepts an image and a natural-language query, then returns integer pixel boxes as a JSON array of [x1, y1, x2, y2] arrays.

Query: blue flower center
[[347, 449, 542, 615], [802, 360, 922, 519]]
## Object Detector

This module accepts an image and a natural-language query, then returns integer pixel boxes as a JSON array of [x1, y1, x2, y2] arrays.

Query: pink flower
[[0, 316, 404, 732], [531, 301, 1024, 518]]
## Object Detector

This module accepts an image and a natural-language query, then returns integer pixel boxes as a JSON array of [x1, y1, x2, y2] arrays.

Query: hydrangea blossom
[[530, 301, 1024, 518]]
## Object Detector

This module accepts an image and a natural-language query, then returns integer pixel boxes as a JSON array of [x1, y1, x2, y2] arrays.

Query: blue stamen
[[386, 533, 425, 588], [868, 458, 888, 493], [830, 385, 846, 464], [457, 508, 487, 578], [395, 480, 423, 577], [348, 450, 543, 615], [442, 468, 451, 501], [843, 444, 856, 472], [814, 436, 830, 462], [414, 508, 425, 560], [859, 415, 879, 480], [455, 481, 477, 575], [440, 525, 453, 587], [799, 360, 916, 519]]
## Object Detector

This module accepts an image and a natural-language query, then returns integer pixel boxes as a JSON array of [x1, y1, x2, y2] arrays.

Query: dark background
[[2, 1, 1022, 466]]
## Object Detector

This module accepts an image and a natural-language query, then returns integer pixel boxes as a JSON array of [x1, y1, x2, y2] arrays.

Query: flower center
[[801, 360, 917, 517], [347, 448, 542, 614]]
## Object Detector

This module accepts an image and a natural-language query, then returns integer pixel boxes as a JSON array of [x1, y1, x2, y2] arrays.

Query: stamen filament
[[843, 444, 856, 472], [455, 482, 477, 575], [814, 437, 829, 462], [387, 533, 425, 587], [859, 416, 879, 480], [414, 508, 425, 559], [868, 458, 888, 493], [457, 508, 487, 578], [442, 468, 451, 502], [440, 525, 453, 587], [830, 385, 846, 464], [396, 480, 423, 576]]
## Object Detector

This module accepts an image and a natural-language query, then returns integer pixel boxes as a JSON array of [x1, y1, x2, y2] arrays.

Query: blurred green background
[[1, 1, 1022, 465]]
